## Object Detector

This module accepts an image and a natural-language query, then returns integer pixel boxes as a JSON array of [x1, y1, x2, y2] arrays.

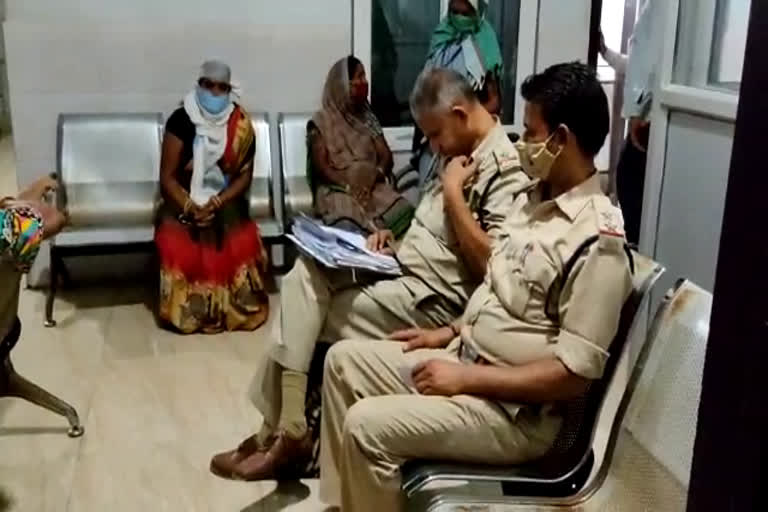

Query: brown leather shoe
[[210, 433, 275, 479], [232, 429, 312, 481]]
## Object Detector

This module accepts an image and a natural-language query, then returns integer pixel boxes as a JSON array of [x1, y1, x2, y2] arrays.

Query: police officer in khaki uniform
[[211, 69, 530, 479], [318, 62, 634, 511]]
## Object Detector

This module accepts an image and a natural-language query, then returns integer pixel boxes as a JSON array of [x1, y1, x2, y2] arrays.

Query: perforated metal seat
[[402, 254, 666, 509], [407, 277, 710, 512], [46, 113, 163, 326], [278, 113, 314, 221], [53, 226, 156, 248], [55, 113, 163, 239], [62, 181, 157, 228]]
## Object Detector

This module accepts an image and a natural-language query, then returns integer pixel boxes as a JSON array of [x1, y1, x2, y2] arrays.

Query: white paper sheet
[[289, 215, 402, 276]]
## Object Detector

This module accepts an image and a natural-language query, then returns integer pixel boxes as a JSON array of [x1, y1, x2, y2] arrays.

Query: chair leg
[[0, 357, 84, 438], [58, 255, 72, 287], [44, 247, 60, 328]]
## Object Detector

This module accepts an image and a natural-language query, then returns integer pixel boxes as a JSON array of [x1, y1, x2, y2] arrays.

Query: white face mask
[[514, 133, 563, 180]]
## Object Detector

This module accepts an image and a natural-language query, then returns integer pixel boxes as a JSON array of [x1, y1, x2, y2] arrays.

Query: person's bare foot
[[233, 429, 312, 481], [210, 433, 275, 479]]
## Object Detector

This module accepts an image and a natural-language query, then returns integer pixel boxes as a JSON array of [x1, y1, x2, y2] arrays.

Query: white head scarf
[[184, 60, 235, 206]]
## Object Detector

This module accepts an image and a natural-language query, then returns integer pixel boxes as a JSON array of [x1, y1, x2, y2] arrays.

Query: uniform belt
[[458, 341, 489, 365]]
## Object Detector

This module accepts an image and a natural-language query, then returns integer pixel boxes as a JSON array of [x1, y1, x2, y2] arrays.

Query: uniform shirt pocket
[[490, 243, 558, 323], [522, 252, 559, 324]]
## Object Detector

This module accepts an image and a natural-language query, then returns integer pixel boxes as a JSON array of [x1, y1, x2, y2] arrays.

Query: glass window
[[708, 0, 750, 90], [673, 0, 750, 92], [371, 0, 441, 128], [371, 0, 520, 128], [484, 1, 520, 124]]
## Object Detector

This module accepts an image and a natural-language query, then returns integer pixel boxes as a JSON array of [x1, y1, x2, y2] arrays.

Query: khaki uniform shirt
[[459, 174, 633, 416], [396, 120, 530, 310]]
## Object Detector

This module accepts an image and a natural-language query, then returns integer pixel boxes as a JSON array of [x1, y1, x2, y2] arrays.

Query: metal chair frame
[[1, 317, 84, 437], [402, 255, 666, 506], [408, 277, 700, 512]]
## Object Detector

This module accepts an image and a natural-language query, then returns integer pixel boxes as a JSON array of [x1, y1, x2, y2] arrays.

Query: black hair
[[521, 61, 609, 157], [347, 55, 363, 79]]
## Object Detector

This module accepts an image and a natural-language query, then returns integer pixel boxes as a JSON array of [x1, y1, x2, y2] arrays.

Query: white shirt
[[623, 0, 662, 120]]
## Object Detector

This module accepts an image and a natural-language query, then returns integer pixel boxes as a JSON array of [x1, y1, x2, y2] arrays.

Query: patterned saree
[[155, 106, 269, 334]]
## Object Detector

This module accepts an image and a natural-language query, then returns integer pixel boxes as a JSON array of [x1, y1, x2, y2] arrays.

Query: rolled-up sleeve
[[478, 165, 529, 240], [554, 238, 633, 380]]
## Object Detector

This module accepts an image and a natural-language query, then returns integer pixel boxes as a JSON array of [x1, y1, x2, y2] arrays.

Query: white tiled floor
[[0, 287, 332, 512], [0, 138, 329, 511], [0, 136, 627, 512]]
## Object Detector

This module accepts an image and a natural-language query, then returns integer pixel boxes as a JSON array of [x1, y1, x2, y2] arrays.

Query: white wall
[[600, 0, 626, 53], [537, 0, 591, 72], [598, 0, 627, 81], [5, 0, 351, 285], [7, 0, 343, 24], [5, 0, 351, 189]]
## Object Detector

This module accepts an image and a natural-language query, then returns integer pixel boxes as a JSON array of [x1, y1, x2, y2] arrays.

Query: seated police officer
[[318, 61, 634, 511]]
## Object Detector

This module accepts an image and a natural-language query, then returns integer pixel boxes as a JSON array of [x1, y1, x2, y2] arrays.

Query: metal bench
[[249, 113, 283, 239], [406, 277, 709, 511], [46, 113, 163, 327], [402, 253, 666, 509], [46, 112, 283, 326], [278, 113, 314, 222]]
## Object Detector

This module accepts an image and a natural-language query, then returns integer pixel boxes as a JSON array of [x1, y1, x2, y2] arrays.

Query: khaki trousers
[[319, 340, 562, 511], [249, 256, 456, 427]]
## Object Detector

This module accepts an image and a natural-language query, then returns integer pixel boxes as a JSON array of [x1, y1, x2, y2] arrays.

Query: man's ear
[[450, 104, 469, 123], [552, 124, 570, 148]]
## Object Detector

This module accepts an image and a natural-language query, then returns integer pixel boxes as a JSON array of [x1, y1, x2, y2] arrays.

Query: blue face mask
[[196, 86, 230, 115]]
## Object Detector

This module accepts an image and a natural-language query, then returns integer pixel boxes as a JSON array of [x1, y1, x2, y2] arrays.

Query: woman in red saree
[[155, 60, 269, 334]]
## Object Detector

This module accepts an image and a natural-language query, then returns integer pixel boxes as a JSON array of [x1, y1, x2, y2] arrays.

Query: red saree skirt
[[154, 199, 269, 334]]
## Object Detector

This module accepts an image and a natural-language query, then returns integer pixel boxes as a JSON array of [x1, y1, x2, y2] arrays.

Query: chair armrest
[[394, 163, 417, 182], [284, 176, 314, 218], [394, 165, 419, 194], [249, 176, 273, 220], [395, 175, 419, 194]]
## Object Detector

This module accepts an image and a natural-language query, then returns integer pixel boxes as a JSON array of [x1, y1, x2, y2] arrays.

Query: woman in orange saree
[[155, 60, 269, 334]]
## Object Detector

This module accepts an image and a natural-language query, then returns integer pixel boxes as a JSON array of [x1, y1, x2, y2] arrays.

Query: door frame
[[627, 0, 740, 364], [639, 0, 739, 258], [687, 1, 765, 509], [352, 0, 540, 151]]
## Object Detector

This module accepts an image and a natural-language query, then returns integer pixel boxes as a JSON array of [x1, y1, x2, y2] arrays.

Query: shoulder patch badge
[[596, 206, 627, 252], [598, 210, 625, 237], [495, 151, 521, 173]]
